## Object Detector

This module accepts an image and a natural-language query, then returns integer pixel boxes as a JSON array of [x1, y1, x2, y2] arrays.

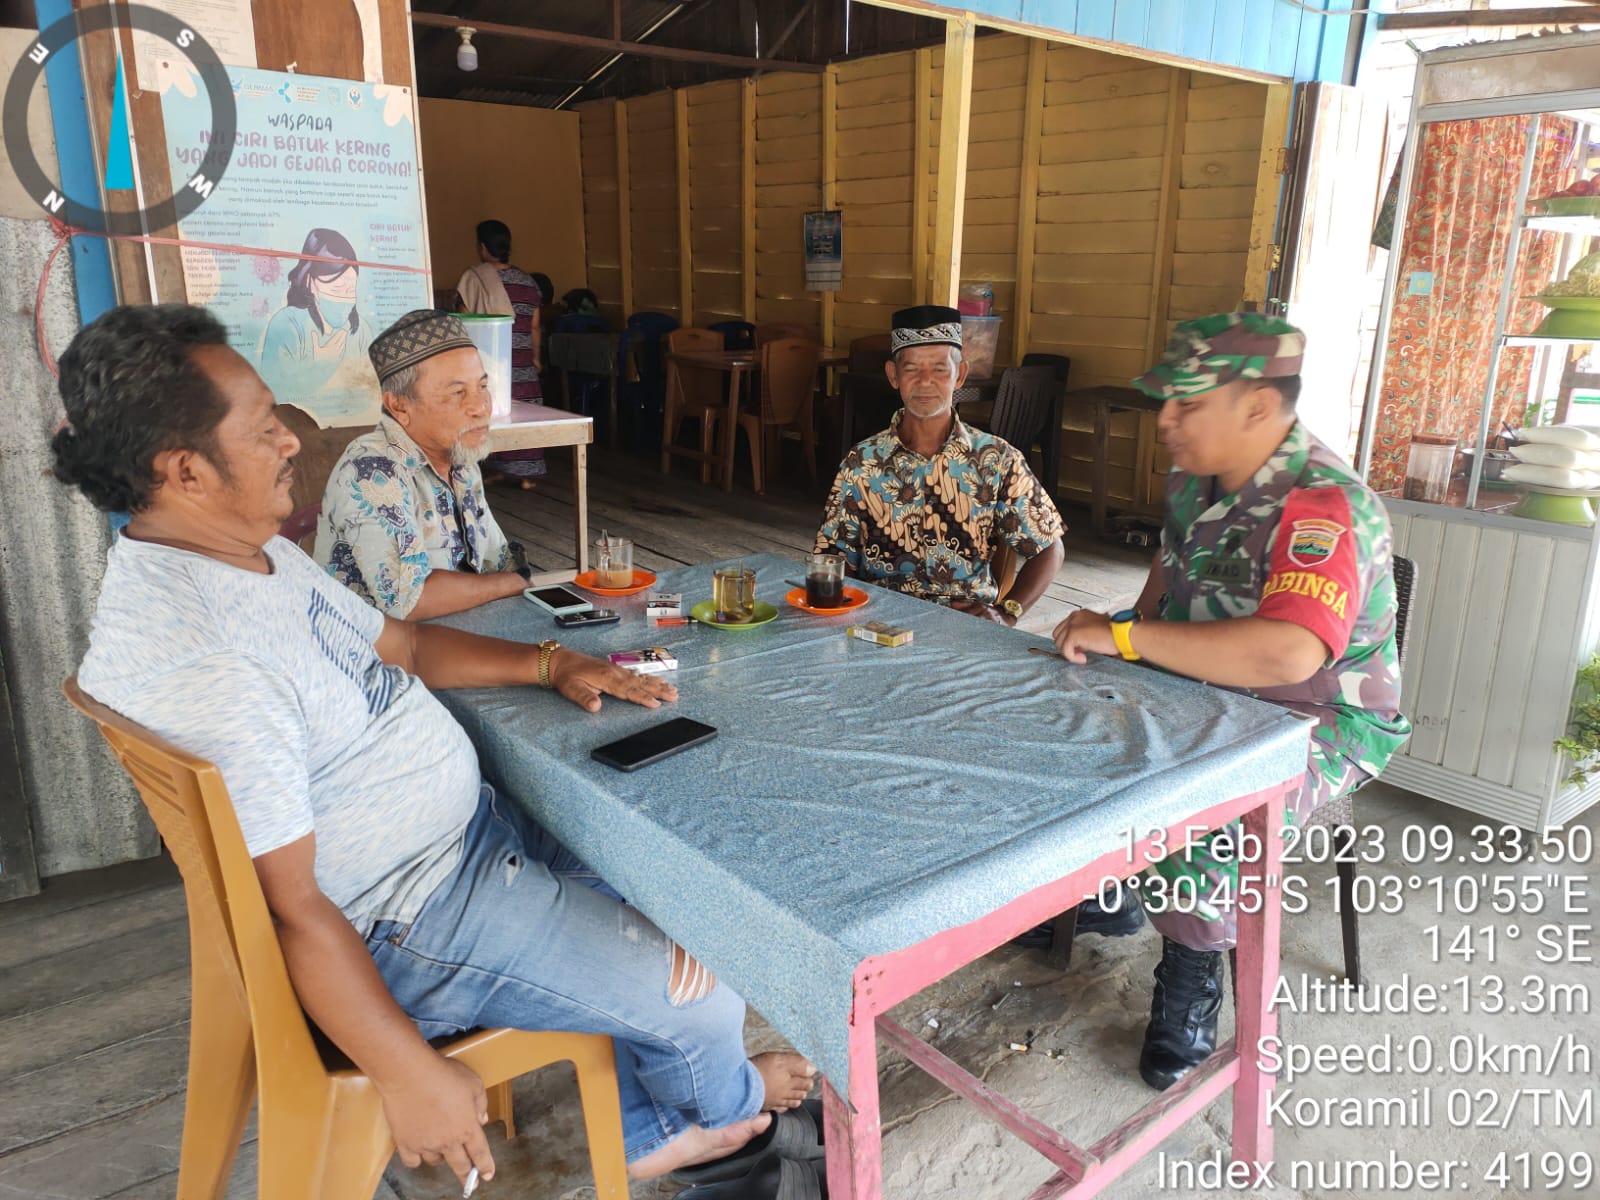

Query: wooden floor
[[0, 445, 1147, 1200]]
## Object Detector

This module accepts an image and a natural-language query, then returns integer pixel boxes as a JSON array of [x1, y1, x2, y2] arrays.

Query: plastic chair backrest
[[1392, 555, 1417, 666], [760, 338, 822, 425], [620, 312, 680, 384], [709, 321, 756, 351], [665, 328, 727, 411], [62, 677, 328, 1095], [553, 312, 610, 335], [1020, 352, 1072, 385], [988, 365, 1058, 450], [280, 502, 321, 550], [849, 333, 893, 375], [756, 323, 813, 346]]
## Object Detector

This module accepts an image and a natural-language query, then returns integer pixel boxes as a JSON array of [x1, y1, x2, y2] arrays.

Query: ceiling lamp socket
[[456, 26, 478, 72]]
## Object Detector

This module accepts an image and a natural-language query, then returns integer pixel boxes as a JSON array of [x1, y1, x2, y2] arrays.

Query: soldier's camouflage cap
[[1133, 311, 1305, 401]]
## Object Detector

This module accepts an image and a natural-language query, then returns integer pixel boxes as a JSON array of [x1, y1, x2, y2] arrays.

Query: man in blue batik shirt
[[813, 304, 1064, 626]]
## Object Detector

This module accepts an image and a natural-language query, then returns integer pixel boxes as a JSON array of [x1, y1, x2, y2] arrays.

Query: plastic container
[[958, 282, 993, 316], [961, 315, 1003, 380], [457, 314, 514, 420], [1403, 432, 1456, 503]]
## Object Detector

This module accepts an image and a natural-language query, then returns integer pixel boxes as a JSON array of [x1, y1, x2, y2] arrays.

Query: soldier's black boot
[[1139, 937, 1224, 1091]]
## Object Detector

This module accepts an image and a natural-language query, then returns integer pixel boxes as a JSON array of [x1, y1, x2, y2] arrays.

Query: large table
[[437, 554, 1308, 1198], [488, 401, 593, 583]]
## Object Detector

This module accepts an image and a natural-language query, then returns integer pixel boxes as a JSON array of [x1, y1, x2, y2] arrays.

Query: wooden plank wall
[[579, 105, 623, 327], [687, 80, 745, 326], [575, 33, 1273, 499], [627, 92, 681, 321], [754, 74, 825, 331]]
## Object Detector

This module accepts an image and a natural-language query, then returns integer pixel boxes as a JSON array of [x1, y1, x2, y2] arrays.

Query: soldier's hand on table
[[1052, 610, 1117, 663], [550, 649, 677, 712], [381, 1054, 496, 1189], [949, 599, 1013, 626]]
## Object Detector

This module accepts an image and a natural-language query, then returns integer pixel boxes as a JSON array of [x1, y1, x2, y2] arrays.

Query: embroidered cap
[[890, 304, 963, 355], [368, 309, 478, 386], [1133, 311, 1305, 400]]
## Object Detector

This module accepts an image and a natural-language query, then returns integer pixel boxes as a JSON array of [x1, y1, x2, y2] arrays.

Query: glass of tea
[[805, 553, 847, 609], [595, 535, 634, 589], [712, 564, 756, 623]]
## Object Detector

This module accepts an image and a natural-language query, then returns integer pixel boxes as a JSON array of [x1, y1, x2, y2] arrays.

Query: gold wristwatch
[[537, 639, 561, 688], [1110, 609, 1141, 661], [999, 598, 1023, 622]]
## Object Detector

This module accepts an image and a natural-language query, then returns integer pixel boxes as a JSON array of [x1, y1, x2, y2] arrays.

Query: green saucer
[[689, 600, 780, 629]]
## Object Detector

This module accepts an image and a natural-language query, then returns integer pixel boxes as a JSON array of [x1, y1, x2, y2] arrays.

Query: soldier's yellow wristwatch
[[1110, 608, 1141, 662]]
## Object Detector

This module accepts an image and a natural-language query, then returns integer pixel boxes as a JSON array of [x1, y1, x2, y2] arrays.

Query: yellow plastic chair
[[63, 677, 630, 1200]]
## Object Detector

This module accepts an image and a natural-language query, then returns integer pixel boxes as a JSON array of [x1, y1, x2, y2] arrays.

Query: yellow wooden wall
[[575, 34, 1276, 502]]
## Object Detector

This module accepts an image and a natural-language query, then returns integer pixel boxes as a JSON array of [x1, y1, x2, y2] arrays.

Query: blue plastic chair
[[617, 312, 680, 451], [709, 320, 756, 351]]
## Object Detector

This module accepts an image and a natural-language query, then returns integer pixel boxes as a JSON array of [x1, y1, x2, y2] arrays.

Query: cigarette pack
[[847, 621, 913, 648], [645, 591, 683, 619], [608, 647, 679, 674]]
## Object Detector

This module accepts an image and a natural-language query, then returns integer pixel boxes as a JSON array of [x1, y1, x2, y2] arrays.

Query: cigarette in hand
[[463, 1166, 480, 1198]]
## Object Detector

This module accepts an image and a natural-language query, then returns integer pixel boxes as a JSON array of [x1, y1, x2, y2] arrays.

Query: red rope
[[34, 216, 433, 379]]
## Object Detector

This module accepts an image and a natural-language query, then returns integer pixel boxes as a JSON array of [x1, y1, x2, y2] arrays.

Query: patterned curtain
[[1368, 114, 1576, 492]]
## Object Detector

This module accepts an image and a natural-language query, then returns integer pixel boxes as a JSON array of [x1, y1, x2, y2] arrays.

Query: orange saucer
[[784, 586, 869, 614], [573, 568, 657, 597]]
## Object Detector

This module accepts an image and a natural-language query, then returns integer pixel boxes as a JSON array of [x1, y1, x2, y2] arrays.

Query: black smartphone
[[556, 608, 621, 628], [592, 718, 718, 772]]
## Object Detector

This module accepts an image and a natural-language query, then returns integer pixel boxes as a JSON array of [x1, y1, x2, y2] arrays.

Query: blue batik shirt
[[315, 416, 520, 616], [814, 410, 1064, 605]]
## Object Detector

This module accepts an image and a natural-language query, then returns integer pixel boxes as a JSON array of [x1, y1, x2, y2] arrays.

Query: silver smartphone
[[523, 584, 593, 617]]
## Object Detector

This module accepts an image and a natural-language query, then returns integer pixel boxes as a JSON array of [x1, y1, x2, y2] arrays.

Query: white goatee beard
[[452, 437, 492, 466]]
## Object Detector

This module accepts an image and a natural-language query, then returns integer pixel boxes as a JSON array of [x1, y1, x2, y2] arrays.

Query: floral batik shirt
[[814, 411, 1064, 606], [315, 416, 521, 617]]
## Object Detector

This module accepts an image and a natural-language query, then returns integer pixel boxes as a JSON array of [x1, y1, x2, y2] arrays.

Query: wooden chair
[[755, 323, 813, 346], [734, 338, 822, 495], [62, 677, 630, 1200], [661, 327, 730, 484], [1045, 555, 1419, 989]]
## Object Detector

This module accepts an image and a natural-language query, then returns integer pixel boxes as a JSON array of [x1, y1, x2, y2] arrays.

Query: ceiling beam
[[410, 11, 826, 73], [1376, 5, 1600, 30]]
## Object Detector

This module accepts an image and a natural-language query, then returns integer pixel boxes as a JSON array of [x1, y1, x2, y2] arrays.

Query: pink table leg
[[1230, 788, 1286, 1175], [823, 1011, 885, 1200]]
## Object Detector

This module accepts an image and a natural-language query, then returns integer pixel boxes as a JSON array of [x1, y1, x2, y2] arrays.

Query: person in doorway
[[258, 227, 375, 404], [316, 309, 530, 619], [55, 304, 819, 1192], [1051, 312, 1410, 1091], [813, 304, 1065, 625], [455, 218, 547, 488]]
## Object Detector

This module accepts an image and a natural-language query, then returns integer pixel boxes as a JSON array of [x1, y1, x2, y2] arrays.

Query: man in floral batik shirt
[[316, 310, 529, 619], [1053, 312, 1410, 1094], [814, 305, 1064, 626]]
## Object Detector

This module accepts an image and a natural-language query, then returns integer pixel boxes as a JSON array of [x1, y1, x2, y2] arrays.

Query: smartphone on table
[[523, 584, 593, 617], [592, 718, 718, 772], [556, 608, 621, 629]]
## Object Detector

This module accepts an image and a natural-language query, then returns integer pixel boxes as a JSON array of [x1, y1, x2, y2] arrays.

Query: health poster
[[804, 209, 842, 293], [160, 68, 430, 426]]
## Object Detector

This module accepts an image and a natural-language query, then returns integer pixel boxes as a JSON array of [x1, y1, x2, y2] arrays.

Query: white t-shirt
[[78, 535, 480, 934]]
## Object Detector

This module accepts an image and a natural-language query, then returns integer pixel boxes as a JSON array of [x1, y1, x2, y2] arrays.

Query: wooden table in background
[[490, 402, 593, 583], [669, 347, 848, 492], [1064, 385, 1164, 538]]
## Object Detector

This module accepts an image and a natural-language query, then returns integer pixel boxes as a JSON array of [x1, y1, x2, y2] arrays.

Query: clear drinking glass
[[595, 535, 634, 589], [711, 564, 756, 623], [805, 553, 847, 608]]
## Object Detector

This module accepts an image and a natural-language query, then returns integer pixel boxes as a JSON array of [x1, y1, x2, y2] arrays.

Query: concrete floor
[[4, 449, 1596, 1199]]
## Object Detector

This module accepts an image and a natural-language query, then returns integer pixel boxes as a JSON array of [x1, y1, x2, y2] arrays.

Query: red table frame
[[819, 779, 1297, 1200]]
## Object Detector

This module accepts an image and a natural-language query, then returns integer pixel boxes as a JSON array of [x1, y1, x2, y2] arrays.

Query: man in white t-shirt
[[55, 306, 819, 1191]]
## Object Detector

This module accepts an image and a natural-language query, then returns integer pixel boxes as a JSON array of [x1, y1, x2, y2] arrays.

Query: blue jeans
[[366, 785, 764, 1161]]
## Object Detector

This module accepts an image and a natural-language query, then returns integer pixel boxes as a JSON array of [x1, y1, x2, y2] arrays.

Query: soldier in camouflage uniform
[[1052, 312, 1410, 1091]]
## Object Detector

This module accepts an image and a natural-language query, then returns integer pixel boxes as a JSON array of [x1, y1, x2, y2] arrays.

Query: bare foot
[[628, 1113, 771, 1180], [752, 1050, 816, 1111]]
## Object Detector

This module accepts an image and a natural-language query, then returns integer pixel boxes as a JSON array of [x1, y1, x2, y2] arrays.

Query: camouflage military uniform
[[1132, 314, 1411, 952]]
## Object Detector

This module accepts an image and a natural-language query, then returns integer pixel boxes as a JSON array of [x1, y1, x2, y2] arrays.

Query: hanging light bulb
[[456, 26, 478, 72]]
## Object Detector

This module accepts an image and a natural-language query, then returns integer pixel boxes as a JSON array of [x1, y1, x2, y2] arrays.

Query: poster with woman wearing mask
[[159, 67, 430, 425]]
